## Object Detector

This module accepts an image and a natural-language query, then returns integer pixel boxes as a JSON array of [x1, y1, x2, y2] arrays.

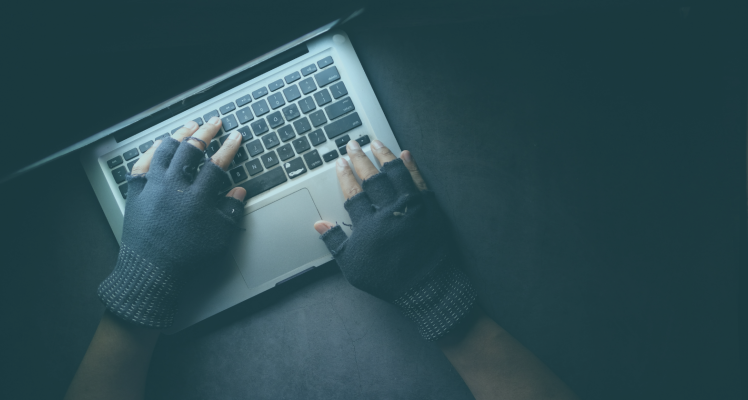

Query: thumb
[[314, 220, 335, 235]]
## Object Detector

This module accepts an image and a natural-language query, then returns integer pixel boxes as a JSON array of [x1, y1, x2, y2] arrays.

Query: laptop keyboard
[[106, 56, 366, 200]]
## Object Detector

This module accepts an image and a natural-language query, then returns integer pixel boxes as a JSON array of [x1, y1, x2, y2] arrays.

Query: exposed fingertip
[[209, 116, 221, 125], [401, 150, 412, 163], [314, 220, 334, 235], [371, 139, 383, 150], [336, 157, 348, 168], [184, 120, 197, 130], [228, 187, 246, 201]]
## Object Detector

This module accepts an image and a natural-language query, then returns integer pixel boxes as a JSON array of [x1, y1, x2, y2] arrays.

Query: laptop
[[73, 11, 401, 334]]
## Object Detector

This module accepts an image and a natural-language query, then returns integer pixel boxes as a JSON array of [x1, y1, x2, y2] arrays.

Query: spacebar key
[[238, 167, 288, 199], [324, 112, 362, 139]]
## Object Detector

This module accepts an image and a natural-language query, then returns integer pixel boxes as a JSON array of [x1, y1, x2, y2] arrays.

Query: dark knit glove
[[320, 159, 477, 341], [97, 139, 244, 328]]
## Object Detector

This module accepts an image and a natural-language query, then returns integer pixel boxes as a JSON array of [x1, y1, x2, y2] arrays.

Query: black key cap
[[219, 135, 231, 145], [308, 129, 326, 146], [284, 71, 301, 84], [138, 140, 154, 153], [322, 149, 339, 162], [267, 111, 284, 128], [155, 133, 170, 141], [221, 114, 239, 131], [112, 166, 127, 183], [123, 148, 139, 161], [281, 103, 300, 121], [282, 85, 301, 102], [292, 136, 311, 154], [309, 110, 327, 127], [220, 102, 236, 115], [298, 77, 316, 95], [277, 144, 294, 161], [127, 159, 138, 172], [237, 107, 254, 124], [194, 117, 204, 126], [324, 112, 362, 139], [119, 182, 128, 199], [268, 79, 284, 91], [338, 145, 347, 155], [250, 119, 269, 135], [203, 110, 219, 122], [283, 157, 307, 179], [245, 158, 263, 176], [317, 56, 333, 69], [356, 135, 371, 147], [214, 127, 225, 138], [237, 126, 253, 142], [298, 97, 316, 113], [107, 155, 123, 168], [335, 134, 350, 148], [238, 165, 287, 199], [206, 140, 221, 157], [246, 139, 264, 157], [261, 132, 280, 149], [301, 64, 317, 76], [303, 149, 323, 170], [293, 117, 312, 134], [236, 94, 253, 107], [329, 81, 348, 99], [277, 125, 296, 142], [314, 66, 340, 87], [230, 165, 248, 183], [267, 93, 285, 109], [313, 89, 332, 106], [233, 146, 249, 164], [260, 150, 280, 168], [325, 97, 355, 120], [251, 99, 270, 116], [252, 87, 268, 99]]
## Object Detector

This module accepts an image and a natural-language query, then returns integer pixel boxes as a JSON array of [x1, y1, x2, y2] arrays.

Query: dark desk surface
[[0, 3, 744, 400]]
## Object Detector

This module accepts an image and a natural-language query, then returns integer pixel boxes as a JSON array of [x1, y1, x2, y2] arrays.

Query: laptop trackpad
[[231, 188, 330, 290]]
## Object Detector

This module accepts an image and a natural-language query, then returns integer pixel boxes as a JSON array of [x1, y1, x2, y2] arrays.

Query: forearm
[[438, 308, 578, 400], [65, 311, 160, 400]]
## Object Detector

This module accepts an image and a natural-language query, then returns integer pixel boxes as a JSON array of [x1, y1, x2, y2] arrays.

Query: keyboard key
[[308, 129, 326, 146], [335, 134, 350, 148], [268, 79, 284, 91], [283, 157, 307, 179], [219, 135, 231, 145], [298, 97, 316, 113], [298, 77, 317, 94], [230, 165, 248, 183], [303, 149, 323, 170], [329, 81, 348, 99], [250, 119, 269, 135], [314, 66, 340, 87], [252, 87, 268, 99], [155, 133, 170, 141], [267, 111, 284, 128], [246, 139, 264, 157], [214, 128, 225, 138], [277, 125, 296, 142], [207, 140, 221, 157], [245, 158, 263, 176], [237, 126, 252, 142], [282, 85, 301, 102], [123, 148, 139, 161], [236, 94, 253, 107], [313, 89, 332, 106], [309, 110, 327, 127], [292, 136, 311, 154], [127, 159, 138, 172], [267, 93, 285, 109], [260, 150, 280, 168], [171, 125, 184, 134], [356, 135, 371, 147], [284, 71, 301, 84], [324, 112, 362, 139], [238, 165, 287, 199], [317, 56, 333, 69], [220, 102, 236, 115], [138, 140, 154, 153], [261, 132, 280, 149], [194, 117, 204, 126], [233, 146, 249, 164], [293, 117, 312, 134], [277, 144, 295, 161], [203, 110, 219, 122], [107, 155, 123, 169], [325, 97, 355, 120], [301, 64, 317, 76], [119, 183, 128, 199], [251, 99, 270, 116], [339, 145, 347, 155], [112, 166, 127, 183], [237, 107, 254, 124], [322, 149, 339, 162], [221, 114, 239, 131]]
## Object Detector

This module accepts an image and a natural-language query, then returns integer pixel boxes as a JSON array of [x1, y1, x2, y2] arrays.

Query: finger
[[226, 187, 246, 202], [130, 140, 162, 175], [400, 150, 428, 191], [171, 120, 201, 142], [210, 131, 242, 170], [336, 157, 363, 199], [187, 116, 223, 150], [347, 139, 378, 180], [370, 140, 397, 166], [313, 220, 335, 235]]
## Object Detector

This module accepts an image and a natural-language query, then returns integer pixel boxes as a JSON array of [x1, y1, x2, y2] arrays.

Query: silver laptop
[[78, 15, 400, 334]]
